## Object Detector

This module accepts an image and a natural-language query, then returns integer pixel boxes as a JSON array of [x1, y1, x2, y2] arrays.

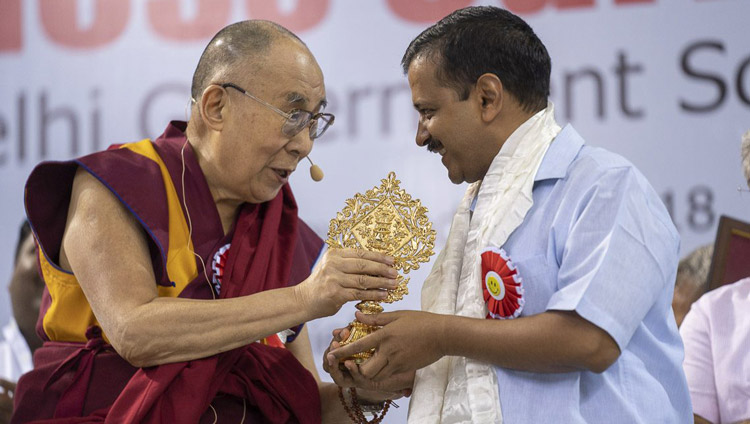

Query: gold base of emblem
[[339, 273, 410, 363], [340, 301, 384, 363]]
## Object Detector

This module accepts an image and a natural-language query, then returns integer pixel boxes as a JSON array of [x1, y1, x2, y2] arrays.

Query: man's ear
[[199, 85, 227, 131], [475, 73, 504, 123]]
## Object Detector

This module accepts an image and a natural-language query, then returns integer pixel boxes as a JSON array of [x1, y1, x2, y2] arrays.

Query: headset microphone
[[306, 156, 324, 182]]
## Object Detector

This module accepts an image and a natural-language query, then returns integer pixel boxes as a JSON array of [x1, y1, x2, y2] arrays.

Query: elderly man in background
[[326, 6, 691, 423], [13, 20, 398, 423], [680, 130, 750, 424]]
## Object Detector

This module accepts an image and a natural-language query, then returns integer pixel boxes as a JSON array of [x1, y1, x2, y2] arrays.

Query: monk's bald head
[[190, 20, 306, 102]]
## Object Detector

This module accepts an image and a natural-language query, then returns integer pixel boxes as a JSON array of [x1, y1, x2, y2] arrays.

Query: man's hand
[[327, 310, 445, 383], [296, 249, 399, 319], [323, 326, 414, 400], [0, 379, 16, 424], [326, 309, 621, 383]]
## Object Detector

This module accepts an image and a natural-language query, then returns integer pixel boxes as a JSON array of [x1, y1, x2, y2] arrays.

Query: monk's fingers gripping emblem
[[356, 274, 368, 290], [340, 248, 395, 267], [357, 258, 367, 272], [341, 256, 397, 279], [351, 287, 388, 302]]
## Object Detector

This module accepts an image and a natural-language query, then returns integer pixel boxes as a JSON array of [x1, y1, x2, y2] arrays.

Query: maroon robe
[[14, 122, 324, 423]]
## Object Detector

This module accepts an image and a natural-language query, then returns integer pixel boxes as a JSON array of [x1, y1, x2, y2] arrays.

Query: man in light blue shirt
[[326, 6, 691, 422], [491, 123, 690, 422]]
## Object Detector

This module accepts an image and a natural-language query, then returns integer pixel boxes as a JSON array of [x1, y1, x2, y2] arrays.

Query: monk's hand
[[324, 326, 414, 399], [322, 326, 349, 378], [0, 378, 16, 424], [327, 310, 446, 384], [296, 248, 398, 318]]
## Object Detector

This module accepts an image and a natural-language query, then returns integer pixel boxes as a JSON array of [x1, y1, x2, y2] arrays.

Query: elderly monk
[[13, 21, 398, 423]]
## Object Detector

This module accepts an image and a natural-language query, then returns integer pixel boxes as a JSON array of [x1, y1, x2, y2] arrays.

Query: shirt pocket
[[512, 254, 555, 316]]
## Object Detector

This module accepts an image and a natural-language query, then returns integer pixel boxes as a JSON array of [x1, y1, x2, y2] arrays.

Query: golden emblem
[[327, 172, 436, 362]]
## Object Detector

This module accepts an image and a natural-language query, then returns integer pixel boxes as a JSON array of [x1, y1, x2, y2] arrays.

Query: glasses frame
[[220, 82, 334, 140]]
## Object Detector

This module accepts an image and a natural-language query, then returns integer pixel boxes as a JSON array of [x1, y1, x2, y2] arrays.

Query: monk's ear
[[475, 73, 503, 123], [199, 85, 227, 131]]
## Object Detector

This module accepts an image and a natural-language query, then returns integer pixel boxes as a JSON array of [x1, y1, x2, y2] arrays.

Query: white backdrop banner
[[1, 1, 749, 421]]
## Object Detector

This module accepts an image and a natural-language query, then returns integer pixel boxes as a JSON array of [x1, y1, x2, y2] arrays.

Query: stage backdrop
[[1, 1, 749, 420]]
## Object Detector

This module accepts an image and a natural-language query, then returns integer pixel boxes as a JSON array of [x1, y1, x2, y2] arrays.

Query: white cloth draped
[[0, 318, 33, 382], [408, 102, 561, 424]]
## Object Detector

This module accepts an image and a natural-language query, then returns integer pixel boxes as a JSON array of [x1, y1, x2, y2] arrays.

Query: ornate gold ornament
[[326, 172, 436, 362]]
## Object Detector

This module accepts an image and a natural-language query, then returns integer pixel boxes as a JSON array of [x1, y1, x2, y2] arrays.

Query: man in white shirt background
[[679, 130, 750, 424]]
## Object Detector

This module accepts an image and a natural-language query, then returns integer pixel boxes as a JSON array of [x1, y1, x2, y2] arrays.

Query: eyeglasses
[[221, 83, 334, 140]]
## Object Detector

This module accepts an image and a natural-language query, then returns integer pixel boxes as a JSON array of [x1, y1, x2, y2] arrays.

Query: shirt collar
[[471, 124, 584, 212], [534, 124, 585, 182]]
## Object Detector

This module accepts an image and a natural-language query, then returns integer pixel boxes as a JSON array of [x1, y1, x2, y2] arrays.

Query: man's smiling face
[[407, 55, 495, 185]]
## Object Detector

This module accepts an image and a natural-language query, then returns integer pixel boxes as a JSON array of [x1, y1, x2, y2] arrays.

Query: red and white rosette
[[211, 243, 231, 295], [480, 246, 524, 319]]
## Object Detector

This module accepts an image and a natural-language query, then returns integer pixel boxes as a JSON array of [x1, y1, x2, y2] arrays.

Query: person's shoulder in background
[[681, 277, 750, 424]]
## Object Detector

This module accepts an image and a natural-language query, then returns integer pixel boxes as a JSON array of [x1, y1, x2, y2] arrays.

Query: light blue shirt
[[487, 125, 691, 423]]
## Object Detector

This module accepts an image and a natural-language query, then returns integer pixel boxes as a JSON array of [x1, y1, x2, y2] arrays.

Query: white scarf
[[408, 102, 561, 424]]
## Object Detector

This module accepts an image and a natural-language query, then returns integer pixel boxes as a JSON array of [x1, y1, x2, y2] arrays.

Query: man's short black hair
[[401, 6, 551, 113]]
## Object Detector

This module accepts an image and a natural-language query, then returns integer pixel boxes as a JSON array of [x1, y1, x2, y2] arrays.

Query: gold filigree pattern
[[327, 172, 436, 362]]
